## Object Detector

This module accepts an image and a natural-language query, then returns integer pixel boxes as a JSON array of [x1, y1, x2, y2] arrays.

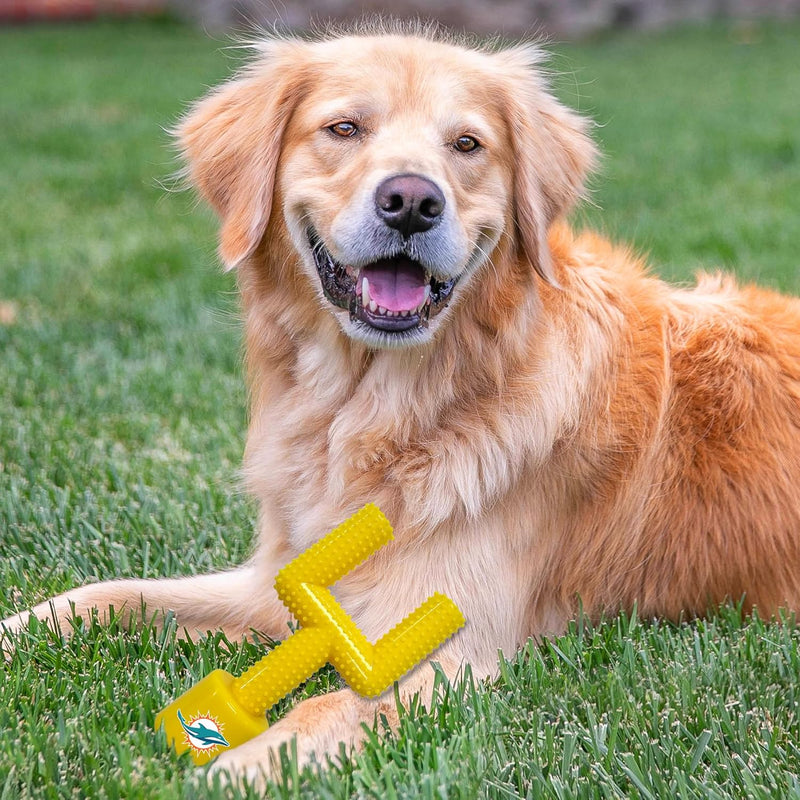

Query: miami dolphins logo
[[177, 709, 230, 753]]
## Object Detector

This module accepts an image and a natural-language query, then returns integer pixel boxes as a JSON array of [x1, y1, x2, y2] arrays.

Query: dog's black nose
[[375, 174, 445, 236]]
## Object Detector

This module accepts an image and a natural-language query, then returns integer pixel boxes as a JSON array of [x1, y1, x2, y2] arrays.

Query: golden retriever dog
[[4, 22, 800, 784]]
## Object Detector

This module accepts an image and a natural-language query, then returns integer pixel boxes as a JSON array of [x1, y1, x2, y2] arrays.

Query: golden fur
[[5, 25, 800, 784]]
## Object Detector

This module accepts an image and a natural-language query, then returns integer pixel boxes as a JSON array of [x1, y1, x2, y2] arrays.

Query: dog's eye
[[329, 121, 358, 138], [454, 135, 480, 153]]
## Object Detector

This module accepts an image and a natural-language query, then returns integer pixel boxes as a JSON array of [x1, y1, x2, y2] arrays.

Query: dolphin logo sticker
[[177, 710, 230, 752]]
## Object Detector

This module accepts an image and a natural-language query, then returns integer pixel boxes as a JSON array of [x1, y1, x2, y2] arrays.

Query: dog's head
[[178, 28, 596, 348]]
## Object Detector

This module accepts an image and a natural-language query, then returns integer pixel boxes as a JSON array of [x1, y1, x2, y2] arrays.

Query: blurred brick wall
[[168, 0, 800, 36], [0, 0, 164, 21]]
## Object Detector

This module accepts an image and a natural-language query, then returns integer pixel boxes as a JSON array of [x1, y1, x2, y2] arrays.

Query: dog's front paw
[[0, 610, 28, 636], [206, 688, 372, 787], [206, 726, 306, 790], [0, 610, 33, 660]]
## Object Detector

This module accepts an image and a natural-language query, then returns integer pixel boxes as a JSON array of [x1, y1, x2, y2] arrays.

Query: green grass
[[558, 22, 800, 290], [1, 17, 799, 799]]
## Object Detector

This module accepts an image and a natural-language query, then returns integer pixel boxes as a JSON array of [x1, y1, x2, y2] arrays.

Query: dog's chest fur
[[239, 284, 586, 557]]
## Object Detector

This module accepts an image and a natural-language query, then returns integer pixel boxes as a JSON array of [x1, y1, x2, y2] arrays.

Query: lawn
[[1, 17, 800, 800]]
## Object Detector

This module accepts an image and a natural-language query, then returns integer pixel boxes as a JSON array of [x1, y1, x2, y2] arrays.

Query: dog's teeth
[[401, 309, 409, 317], [387, 310, 395, 317], [369, 299, 378, 313], [378, 305, 387, 316], [424, 285, 431, 301], [361, 277, 370, 308]]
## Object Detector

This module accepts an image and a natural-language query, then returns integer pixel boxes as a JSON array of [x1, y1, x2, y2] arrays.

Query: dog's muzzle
[[308, 229, 457, 334]]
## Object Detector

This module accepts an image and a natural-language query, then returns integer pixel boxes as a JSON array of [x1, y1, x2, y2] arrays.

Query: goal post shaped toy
[[155, 504, 465, 764]]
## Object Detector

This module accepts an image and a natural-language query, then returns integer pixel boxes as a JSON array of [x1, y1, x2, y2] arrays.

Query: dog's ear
[[495, 46, 598, 284], [176, 41, 306, 270]]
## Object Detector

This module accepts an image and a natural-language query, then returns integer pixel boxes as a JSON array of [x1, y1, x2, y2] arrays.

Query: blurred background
[[2, 0, 799, 36]]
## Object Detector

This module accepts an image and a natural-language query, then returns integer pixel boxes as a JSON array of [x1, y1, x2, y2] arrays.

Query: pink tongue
[[363, 259, 427, 312]]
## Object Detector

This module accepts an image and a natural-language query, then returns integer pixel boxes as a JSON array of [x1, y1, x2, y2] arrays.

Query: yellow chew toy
[[154, 504, 465, 764]]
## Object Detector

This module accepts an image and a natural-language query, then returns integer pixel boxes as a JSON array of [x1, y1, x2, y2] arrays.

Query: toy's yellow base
[[154, 669, 269, 766]]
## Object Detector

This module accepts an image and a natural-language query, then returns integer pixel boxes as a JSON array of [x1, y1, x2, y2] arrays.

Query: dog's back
[[537, 228, 800, 625]]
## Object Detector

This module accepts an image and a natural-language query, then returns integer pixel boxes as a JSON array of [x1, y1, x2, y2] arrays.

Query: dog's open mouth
[[308, 229, 456, 333]]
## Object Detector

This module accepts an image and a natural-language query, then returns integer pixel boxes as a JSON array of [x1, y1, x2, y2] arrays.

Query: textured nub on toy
[[155, 503, 465, 765]]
